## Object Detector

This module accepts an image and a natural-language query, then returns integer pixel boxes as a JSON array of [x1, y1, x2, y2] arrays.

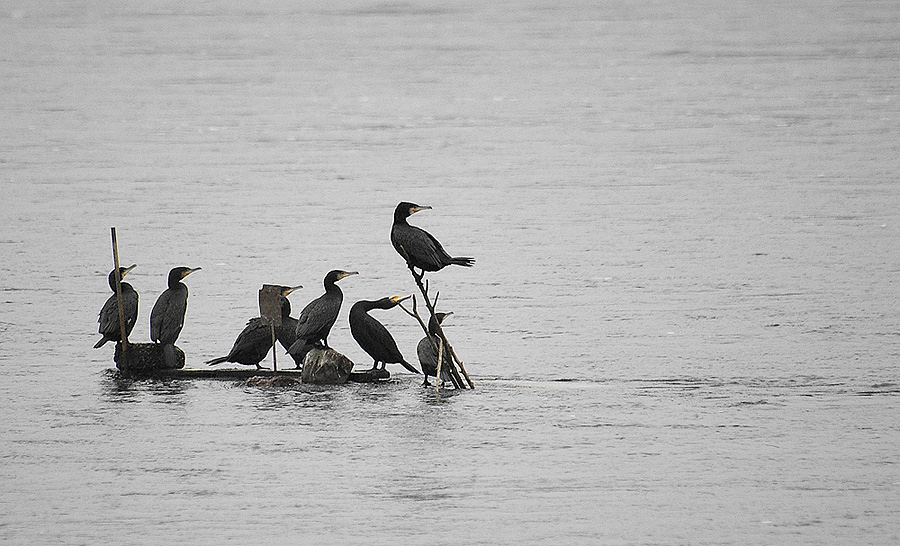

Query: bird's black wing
[[417, 334, 451, 379], [150, 288, 187, 344], [223, 318, 273, 364], [351, 313, 396, 361], [98, 289, 139, 340], [122, 289, 139, 337], [392, 223, 451, 271], [295, 294, 341, 342], [97, 294, 119, 337], [276, 316, 299, 351], [417, 335, 436, 376]]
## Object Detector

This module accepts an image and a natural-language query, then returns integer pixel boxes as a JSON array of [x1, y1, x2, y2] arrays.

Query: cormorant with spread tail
[[390, 202, 474, 276], [94, 264, 139, 348], [150, 266, 200, 367], [349, 295, 420, 374], [287, 270, 357, 366], [418, 312, 454, 386], [206, 285, 302, 369]]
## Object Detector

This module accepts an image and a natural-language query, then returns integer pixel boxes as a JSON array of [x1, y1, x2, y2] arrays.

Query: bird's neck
[[324, 282, 342, 296]]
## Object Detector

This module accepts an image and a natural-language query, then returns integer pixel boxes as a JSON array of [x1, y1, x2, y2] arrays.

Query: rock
[[115, 342, 185, 375], [300, 347, 354, 384]]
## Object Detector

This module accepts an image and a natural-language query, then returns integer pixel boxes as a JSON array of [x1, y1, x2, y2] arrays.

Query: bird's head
[[394, 202, 432, 221], [168, 266, 201, 286]]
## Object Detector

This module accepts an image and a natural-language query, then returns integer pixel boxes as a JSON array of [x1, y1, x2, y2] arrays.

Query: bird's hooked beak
[[390, 294, 412, 304], [410, 204, 432, 215], [182, 267, 202, 278], [122, 264, 137, 277], [283, 285, 303, 296], [440, 311, 454, 323], [338, 271, 359, 280]]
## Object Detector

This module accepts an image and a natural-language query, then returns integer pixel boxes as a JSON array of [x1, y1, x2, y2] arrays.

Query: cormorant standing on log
[[418, 312, 454, 386], [287, 270, 357, 367], [349, 295, 420, 374], [94, 264, 139, 348], [390, 202, 474, 276], [206, 285, 302, 369], [150, 266, 201, 367]]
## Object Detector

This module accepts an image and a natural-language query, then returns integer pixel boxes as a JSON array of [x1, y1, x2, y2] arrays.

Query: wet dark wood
[[112, 362, 391, 383], [115, 342, 184, 375]]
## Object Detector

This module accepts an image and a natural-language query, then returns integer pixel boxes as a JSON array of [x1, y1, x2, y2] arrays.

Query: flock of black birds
[[95, 202, 473, 385]]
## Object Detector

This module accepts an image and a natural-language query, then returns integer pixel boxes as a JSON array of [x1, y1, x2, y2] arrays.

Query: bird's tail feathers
[[93, 337, 110, 349], [452, 256, 475, 267], [399, 359, 422, 374], [206, 356, 229, 366], [287, 338, 307, 356]]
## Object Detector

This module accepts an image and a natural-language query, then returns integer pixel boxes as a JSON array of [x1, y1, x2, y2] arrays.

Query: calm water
[[2, 1, 899, 544]]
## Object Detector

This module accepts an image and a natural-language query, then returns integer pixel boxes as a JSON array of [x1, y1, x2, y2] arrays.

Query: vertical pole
[[110, 227, 128, 354], [435, 337, 444, 393], [270, 322, 278, 372]]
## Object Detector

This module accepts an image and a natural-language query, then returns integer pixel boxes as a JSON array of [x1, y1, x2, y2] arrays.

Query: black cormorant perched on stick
[[390, 202, 474, 276], [206, 285, 302, 369], [150, 266, 201, 367], [350, 295, 420, 374], [418, 312, 454, 386], [287, 270, 357, 366], [94, 264, 139, 348]]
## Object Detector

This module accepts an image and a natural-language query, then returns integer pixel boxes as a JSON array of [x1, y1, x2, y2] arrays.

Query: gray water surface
[[1, 1, 899, 544]]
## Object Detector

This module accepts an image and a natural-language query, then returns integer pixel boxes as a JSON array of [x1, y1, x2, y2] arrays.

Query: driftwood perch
[[396, 251, 474, 390], [115, 342, 185, 375]]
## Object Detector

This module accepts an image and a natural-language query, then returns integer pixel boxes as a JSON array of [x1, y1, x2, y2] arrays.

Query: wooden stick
[[447, 344, 473, 388], [398, 252, 471, 388], [270, 322, 278, 372], [435, 337, 444, 393], [398, 295, 461, 389], [412, 268, 473, 388], [110, 227, 128, 354], [398, 295, 429, 337]]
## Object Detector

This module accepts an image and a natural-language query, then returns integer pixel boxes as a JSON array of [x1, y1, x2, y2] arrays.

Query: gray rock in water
[[115, 342, 185, 374], [301, 347, 354, 384]]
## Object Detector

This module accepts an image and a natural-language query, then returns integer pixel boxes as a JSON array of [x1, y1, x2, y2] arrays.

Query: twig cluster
[[397, 268, 474, 391]]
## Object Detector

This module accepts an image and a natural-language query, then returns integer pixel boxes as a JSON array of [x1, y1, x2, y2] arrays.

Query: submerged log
[[115, 342, 185, 375], [110, 345, 391, 384], [347, 368, 391, 383], [245, 375, 302, 388]]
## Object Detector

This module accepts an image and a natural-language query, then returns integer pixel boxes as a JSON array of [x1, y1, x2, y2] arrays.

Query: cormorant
[[94, 264, 139, 348], [418, 312, 454, 386], [390, 202, 474, 276], [349, 295, 420, 374], [272, 286, 306, 367], [150, 266, 201, 367], [287, 270, 357, 367], [206, 285, 302, 369]]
